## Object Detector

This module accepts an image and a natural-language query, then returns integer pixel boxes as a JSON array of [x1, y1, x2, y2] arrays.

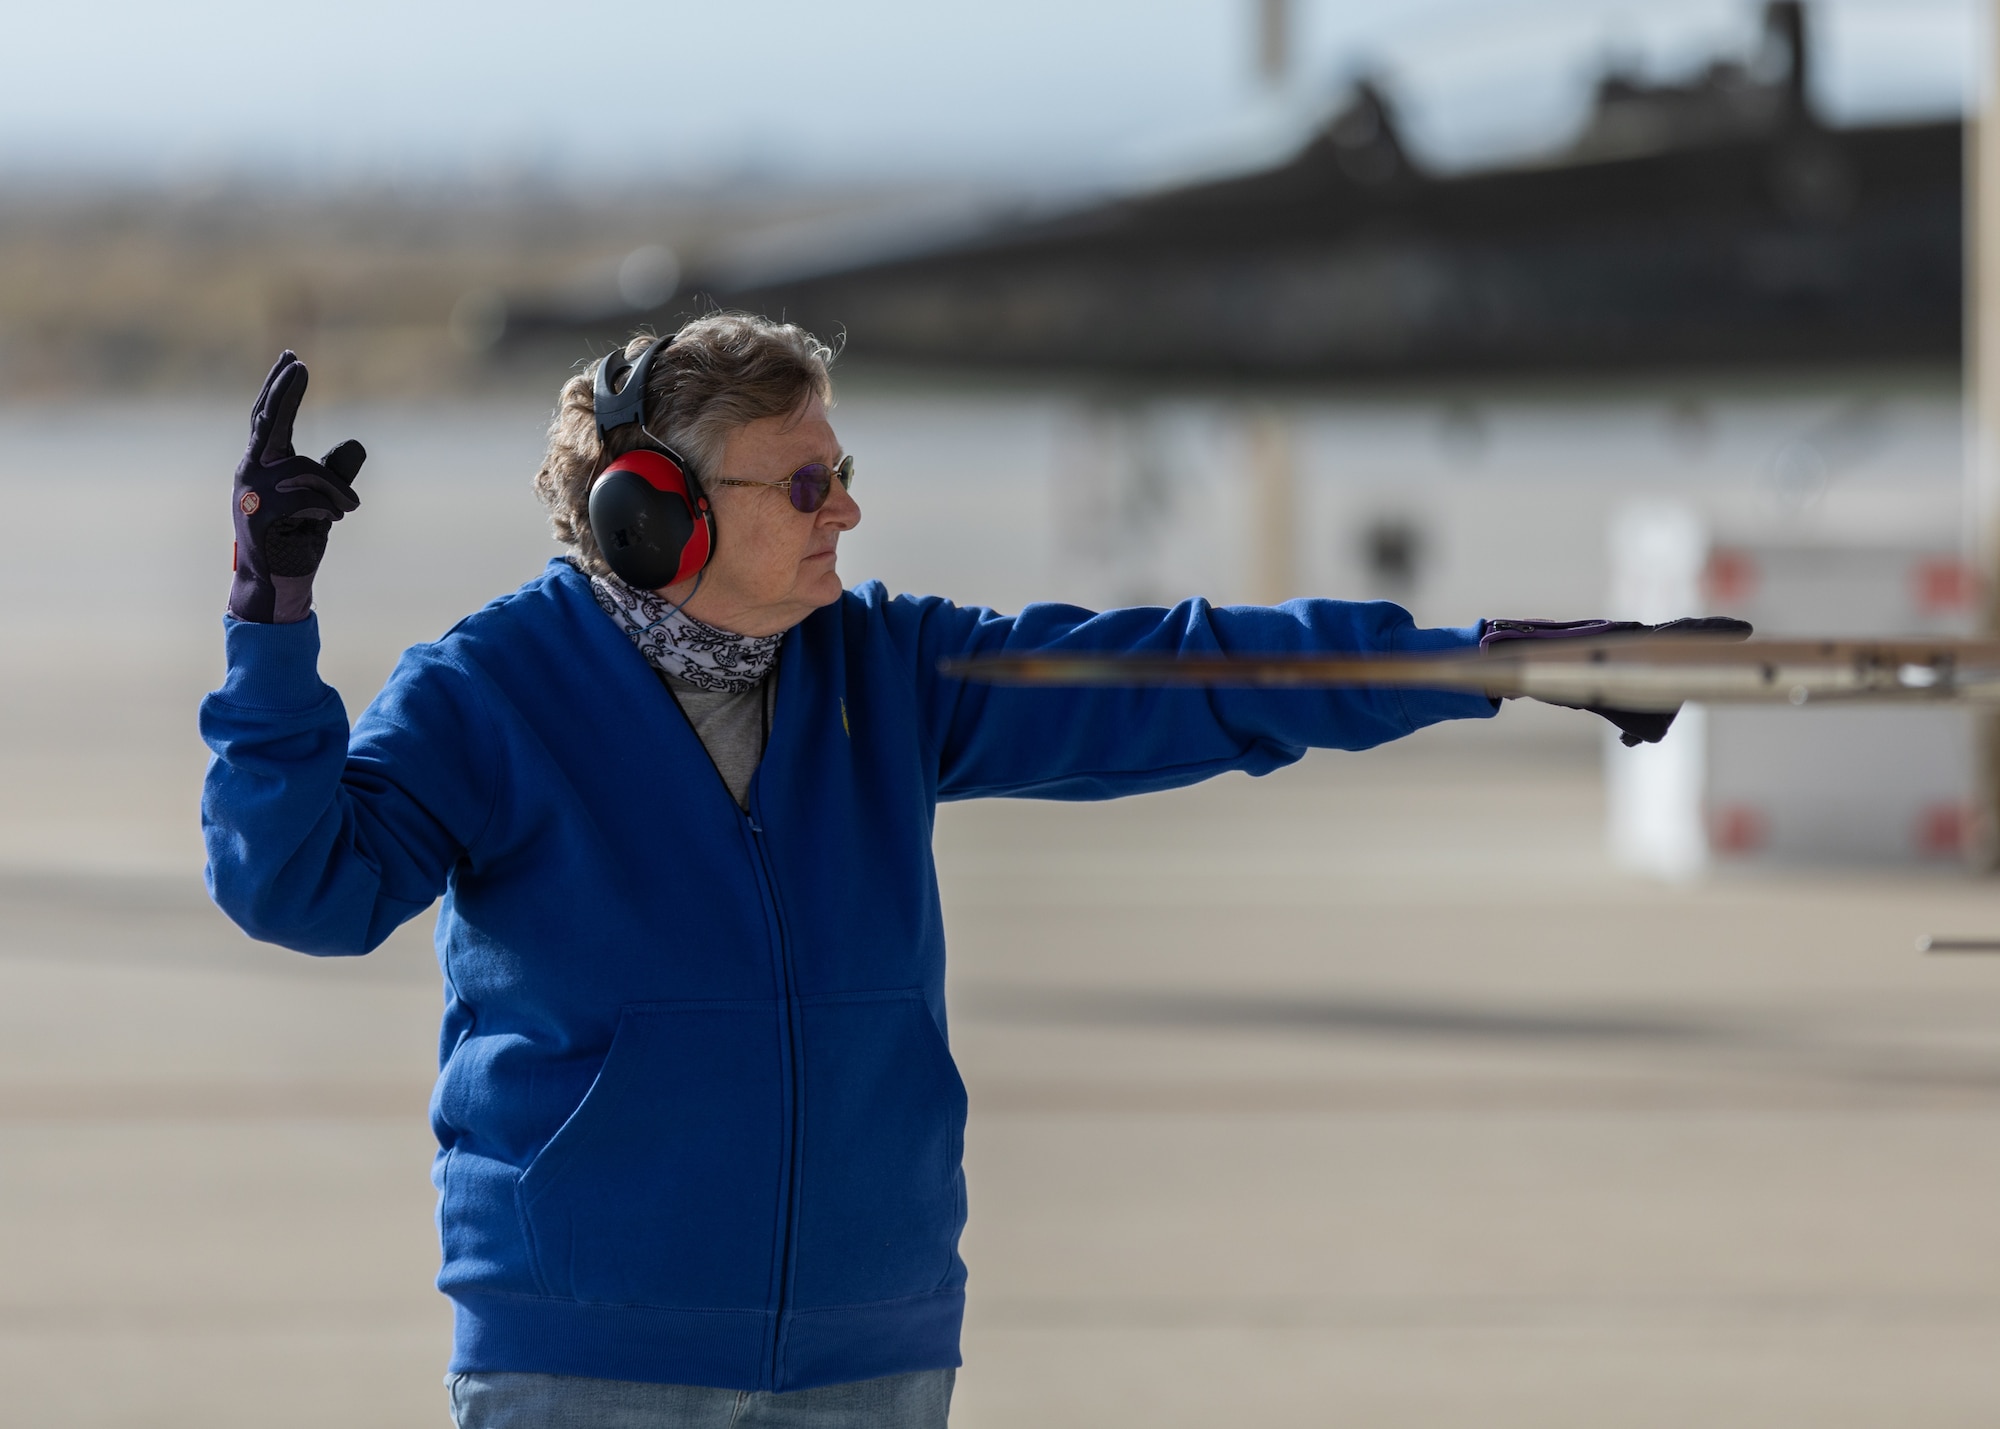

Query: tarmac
[[2, 402, 1998, 1425]]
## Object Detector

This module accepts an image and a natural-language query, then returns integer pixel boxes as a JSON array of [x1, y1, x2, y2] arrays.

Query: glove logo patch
[[239, 491, 261, 515]]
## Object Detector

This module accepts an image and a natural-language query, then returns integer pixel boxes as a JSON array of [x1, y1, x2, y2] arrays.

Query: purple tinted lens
[[788, 463, 833, 512]]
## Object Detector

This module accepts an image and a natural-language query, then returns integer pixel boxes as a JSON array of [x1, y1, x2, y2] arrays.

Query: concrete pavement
[[1, 400, 1996, 1424], [2, 732, 1997, 1425]]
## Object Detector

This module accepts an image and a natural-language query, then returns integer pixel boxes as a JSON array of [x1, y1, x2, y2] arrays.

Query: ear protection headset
[[587, 336, 714, 591]]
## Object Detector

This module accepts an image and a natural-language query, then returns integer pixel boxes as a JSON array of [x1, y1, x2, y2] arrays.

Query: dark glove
[[1480, 616, 1754, 747], [229, 351, 365, 623]]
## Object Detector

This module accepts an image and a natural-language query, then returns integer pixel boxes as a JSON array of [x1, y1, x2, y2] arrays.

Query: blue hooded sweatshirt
[[199, 558, 1493, 1393]]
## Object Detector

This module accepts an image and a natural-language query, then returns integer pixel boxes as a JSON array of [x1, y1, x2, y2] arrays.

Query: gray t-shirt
[[661, 669, 775, 809]]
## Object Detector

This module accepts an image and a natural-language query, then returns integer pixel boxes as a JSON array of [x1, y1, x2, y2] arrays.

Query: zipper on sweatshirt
[[741, 790, 804, 1390]]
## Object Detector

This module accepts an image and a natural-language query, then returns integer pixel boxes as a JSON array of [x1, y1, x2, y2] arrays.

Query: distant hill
[[0, 182, 918, 398]]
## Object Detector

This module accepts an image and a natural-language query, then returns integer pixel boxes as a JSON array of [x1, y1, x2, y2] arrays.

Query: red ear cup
[[588, 448, 714, 590]]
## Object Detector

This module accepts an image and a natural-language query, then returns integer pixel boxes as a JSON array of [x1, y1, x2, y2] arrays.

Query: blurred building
[[665, 1, 1957, 382], [608, 0, 1960, 870], [576, 2, 1964, 628]]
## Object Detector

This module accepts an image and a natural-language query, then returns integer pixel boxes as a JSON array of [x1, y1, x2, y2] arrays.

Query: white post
[[1607, 504, 1711, 880]]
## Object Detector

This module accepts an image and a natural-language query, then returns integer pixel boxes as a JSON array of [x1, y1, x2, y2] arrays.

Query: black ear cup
[[587, 335, 716, 590], [588, 449, 713, 591], [590, 470, 693, 590]]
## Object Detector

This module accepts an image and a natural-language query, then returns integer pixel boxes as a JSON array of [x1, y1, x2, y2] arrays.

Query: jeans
[[446, 1369, 954, 1429]]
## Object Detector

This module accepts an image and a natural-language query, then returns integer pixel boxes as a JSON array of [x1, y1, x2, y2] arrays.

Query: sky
[[0, 0, 1975, 190]]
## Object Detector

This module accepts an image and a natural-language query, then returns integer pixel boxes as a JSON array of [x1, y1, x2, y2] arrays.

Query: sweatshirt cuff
[[1389, 620, 1500, 727], [215, 612, 330, 711]]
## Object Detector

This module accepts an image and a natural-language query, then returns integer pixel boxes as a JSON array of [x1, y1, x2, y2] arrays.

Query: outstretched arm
[[889, 593, 1495, 802]]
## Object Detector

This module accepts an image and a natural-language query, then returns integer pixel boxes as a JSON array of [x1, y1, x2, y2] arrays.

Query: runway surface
[[1, 401, 1996, 1425], [3, 733, 1998, 1426]]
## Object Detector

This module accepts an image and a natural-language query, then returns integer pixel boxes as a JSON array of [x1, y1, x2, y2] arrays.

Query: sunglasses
[[712, 454, 855, 513]]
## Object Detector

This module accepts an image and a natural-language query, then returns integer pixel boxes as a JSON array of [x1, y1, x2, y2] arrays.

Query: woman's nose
[[821, 482, 861, 532]]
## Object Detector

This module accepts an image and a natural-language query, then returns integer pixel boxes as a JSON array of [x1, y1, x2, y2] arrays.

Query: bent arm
[[199, 616, 495, 955], [898, 594, 1495, 801]]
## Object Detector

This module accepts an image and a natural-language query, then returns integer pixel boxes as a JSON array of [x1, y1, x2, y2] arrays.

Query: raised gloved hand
[[1480, 616, 1754, 746], [228, 351, 365, 623]]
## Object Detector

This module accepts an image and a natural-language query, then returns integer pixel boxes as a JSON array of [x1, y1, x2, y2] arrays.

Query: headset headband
[[593, 335, 673, 441]]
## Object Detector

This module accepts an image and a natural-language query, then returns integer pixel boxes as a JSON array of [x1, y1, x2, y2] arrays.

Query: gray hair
[[534, 312, 836, 577]]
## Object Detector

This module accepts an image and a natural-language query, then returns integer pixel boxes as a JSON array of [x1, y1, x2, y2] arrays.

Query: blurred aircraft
[[505, 2, 1957, 384]]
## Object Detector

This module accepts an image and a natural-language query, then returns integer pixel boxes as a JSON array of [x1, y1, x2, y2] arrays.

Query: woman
[[202, 312, 1702, 1428]]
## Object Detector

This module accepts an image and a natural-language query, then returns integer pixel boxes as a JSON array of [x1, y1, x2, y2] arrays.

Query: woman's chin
[[802, 564, 845, 605]]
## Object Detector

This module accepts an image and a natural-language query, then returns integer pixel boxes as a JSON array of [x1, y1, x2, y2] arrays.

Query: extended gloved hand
[[1480, 616, 1754, 746], [228, 351, 365, 624]]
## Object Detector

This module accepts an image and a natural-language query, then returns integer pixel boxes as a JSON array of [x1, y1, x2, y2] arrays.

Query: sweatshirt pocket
[[517, 1000, 785, 1311], [791, 989, 970, 1309]]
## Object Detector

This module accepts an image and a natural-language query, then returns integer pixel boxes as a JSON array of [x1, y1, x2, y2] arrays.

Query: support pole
[[1248, 406, 1297, 605], [1971, 0, 2000, 867], [1257, 0, 1290, 90]]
